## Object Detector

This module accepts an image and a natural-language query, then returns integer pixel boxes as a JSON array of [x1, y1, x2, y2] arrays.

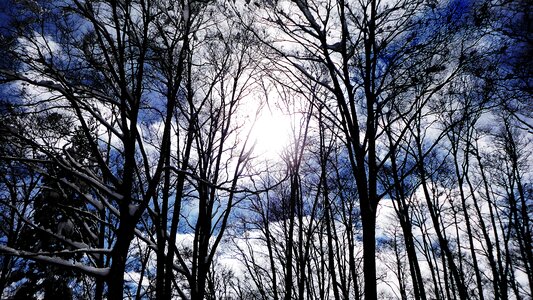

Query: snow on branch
[[0, 245, 110, 278]]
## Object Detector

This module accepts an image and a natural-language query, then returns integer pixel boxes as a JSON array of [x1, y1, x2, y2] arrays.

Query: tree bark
[[107, 217, 135, 300]]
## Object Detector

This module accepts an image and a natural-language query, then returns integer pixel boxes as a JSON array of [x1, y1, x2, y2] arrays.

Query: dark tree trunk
[[94, 207, 107, 300], [418, 159, 468, 300], [283, 173, 299, 300], [360, 199, 377, 300], [451, 146, 484, 300], [107, 219, 135, 300]]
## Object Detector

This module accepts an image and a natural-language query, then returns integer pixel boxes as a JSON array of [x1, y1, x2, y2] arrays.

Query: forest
[[0, 0, 531, 299]]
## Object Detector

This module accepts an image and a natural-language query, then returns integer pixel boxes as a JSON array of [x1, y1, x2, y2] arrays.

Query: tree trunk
[[451, 143, 484, 300], [284, 173, 299, 300], [107, 219, 135, 300], [418, 164, 468, 300], [361, 199, 377, 300]]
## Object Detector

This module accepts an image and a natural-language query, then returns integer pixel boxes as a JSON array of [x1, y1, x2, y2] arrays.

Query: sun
[[250, 109, 293, 159]]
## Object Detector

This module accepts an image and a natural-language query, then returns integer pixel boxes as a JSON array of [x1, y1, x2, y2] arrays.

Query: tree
[[233, 0, 472, 298], [0, 0, 262, 298], [0, 0, 531, 299]]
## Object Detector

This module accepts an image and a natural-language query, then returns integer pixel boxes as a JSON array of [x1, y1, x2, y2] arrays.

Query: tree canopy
[[0, 0, 531, 299]]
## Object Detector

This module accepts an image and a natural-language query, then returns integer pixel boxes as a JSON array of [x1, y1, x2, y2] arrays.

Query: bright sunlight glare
[[250, 109, 293, 159]]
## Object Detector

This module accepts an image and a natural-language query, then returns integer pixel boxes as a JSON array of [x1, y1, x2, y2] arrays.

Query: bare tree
[[0, 0, 530, 299], [0, 0, 260, 298], [231, 0, 472, 298]]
